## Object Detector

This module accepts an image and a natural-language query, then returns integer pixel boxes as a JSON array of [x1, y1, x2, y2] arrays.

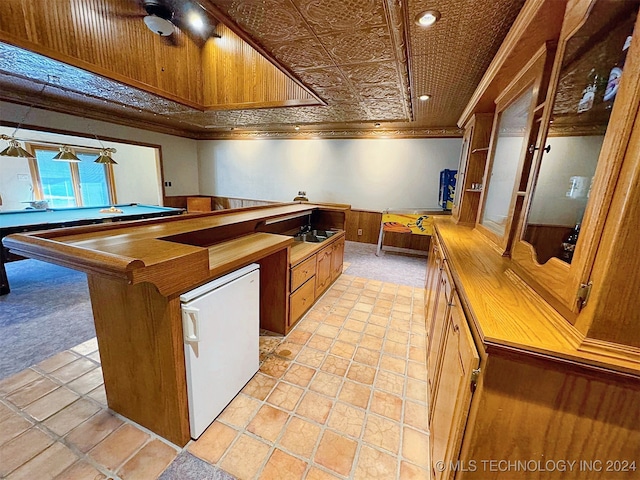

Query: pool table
[[0, 203, 184, 295]]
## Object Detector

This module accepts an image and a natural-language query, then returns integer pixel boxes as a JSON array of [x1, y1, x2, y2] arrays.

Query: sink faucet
[[300, 224, 311, 234]]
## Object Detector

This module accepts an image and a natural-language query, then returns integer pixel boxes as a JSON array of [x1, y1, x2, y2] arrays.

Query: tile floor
[[0, 273, 430, 479]]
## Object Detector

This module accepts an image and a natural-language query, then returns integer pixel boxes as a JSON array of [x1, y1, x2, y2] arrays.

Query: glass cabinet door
[[512, 0, 640, 319]]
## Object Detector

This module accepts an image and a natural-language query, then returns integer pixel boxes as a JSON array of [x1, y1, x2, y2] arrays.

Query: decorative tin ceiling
[[0, 0, 525, 138]]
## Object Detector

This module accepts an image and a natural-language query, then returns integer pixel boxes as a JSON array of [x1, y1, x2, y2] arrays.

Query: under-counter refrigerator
[[180, 263, 260, 439]]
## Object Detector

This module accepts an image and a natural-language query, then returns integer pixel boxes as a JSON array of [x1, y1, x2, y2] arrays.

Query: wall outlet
[[357, 228, 363, 236], [164, 181, 172, 187]]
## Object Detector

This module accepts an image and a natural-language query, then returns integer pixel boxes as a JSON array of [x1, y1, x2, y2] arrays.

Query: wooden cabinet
[[452, 114, 493, 226], [330, 236, 345, 281], [289, 276, 316, 325], [424, 239, 444, 332], [427, 262, 452, 409], [186, 196, 212, 212], [291, 255, 316, 291], [315, 243, 334, 297], [430, 291, 480, 480]]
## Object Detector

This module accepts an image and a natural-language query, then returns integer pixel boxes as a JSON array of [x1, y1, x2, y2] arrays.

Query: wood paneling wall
[[164, 195, 276, 210], [0, 0, 203, 106], [202, 24, 317, 109]]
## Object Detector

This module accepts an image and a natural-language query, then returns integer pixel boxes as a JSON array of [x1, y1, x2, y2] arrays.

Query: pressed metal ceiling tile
[[270, 37, 334, 71], [292, 0, 387, 34], [319, 27, 395, 66]]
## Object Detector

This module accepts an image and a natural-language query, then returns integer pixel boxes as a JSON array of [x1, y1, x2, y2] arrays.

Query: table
[[0, 203, 184, 294]]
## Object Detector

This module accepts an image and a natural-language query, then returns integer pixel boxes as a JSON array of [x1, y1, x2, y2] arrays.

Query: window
[[28, 144, 116, 208]]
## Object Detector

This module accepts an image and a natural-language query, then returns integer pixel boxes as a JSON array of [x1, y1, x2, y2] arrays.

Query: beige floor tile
[[55, 461, 108, 480], [368, 314, 390, 326], [217, 394, 261, 429], [371, 390, 403, 421], [259, 448, 307, 480], [338, 381, 371, 409], [117, 439, 177, 480], [283, 364, 316, 387], [242, 373, 277, 401], [402, 427, 430, 467], [87, 351, 101, 363], [372, 306, 391, 316], [353, 347, 381, 367], [0, 369, 41, 396], [400, 460, 430, 479], [407, 361, 428, 381], [353, 302, 373, 313], [308, 334, 333, 351], [346, 363, 376, 385], [374, 370, 405, 396], [405, 378, 428, 404], [296, 348, 326, 368], [404, 400, 429, 432], [378, 292, 396, 301], [305, 466, 342, 480], [49, 358, 98, 384], [357, 295, 375, 305], [0, 401, 15, 423], [380, 354, 407, 375], [6, 376, 58, 408], [335, 298, 356, 309], [247, 404, 289, 442], [347, 310, 370, 322], [189, 420, 238, 464], [287, 330, 312, 345], [65, 409, 124, 453], [314, 430, 357, 476], [89, 423, 150, 471], [410, 334, 426, 348], [0, 413, 32, 446], [337, 329, 362, 344], [343, 319, 366, 332], [409, 346, 427, 363], [296, 391, 333, 424], [383, 340, 408, 357], [309, 372, 342, 398], [220, 434, 270, 480], [87, 385, 108, 406], [275, 342, 302, 360], [43, 398, 101, 436], [320, 355, 350, 377], [267, 382, 304, 411], [71, 337, 99, 356], [0, 427, 53, 477], [342, 292, 359, 301], [327, 402, 365, 438], [278, 417, 320, 458], [259, 357, 290, 378], [330, 341, 356, 359], [36, 351, 79, 374], [67, 368, 104, 395], [316, 324, 340, 338], [388, 330, 410, 345], [363, 414, 401, 454], [7, 442, 77, 480], [330, 306, 352, 317], [24, 387, 80, 421], [359, 334, 383, 350], [354, 444, 398, 480]]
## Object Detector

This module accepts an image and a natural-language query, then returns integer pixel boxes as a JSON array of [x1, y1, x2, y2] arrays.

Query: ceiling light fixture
[[52, 145, 81, 162], [143, 0, 175, 36], [94, 148, 118, 164], [415, 10, 441, 27], [294, 125, 300, 130], [419, 94, 431, 101], [0, 84, 47, 160], [374, 123, 381, 127], [188, 11, 205, 31]]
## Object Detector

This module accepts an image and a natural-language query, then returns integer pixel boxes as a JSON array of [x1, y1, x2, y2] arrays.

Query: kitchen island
[[3, 202, 348, 446]]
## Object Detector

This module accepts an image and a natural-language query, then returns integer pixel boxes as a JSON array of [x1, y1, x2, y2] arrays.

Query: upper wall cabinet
[[512, 0, 640, 320], [476, 45, 555, 252]]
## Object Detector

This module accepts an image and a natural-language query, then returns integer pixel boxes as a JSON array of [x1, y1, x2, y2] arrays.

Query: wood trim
[[203, 98, 321, 111]]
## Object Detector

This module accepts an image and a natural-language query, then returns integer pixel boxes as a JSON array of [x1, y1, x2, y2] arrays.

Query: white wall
[[0, 101, 199, 198], [527, 135, 604, 225], [198, 138, 462, 210], [0, 125, 163, 210]]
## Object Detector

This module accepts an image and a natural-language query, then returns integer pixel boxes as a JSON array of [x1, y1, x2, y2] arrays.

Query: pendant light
[[52, 145, 81, 162], [0, 136, 35, 158], [94, 148, 118, 164]]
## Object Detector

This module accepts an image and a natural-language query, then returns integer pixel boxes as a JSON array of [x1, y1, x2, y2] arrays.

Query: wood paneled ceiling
[[0, 0, 525, 139]]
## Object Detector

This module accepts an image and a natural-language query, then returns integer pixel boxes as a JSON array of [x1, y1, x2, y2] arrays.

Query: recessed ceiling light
[[374, 123, 381, 127], [419, 94, 431, 101], [415, 10, 441, 27], [188, 11, 205, 31], [294, 125, 300, 130]]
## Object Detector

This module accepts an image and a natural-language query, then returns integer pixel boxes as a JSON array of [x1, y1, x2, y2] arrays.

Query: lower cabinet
[[288, 235, 345, 330]]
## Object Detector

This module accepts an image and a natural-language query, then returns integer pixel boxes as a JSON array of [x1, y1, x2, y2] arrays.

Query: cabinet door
[[330, 237, 345, 281], [424, 238, 443, 332], [290, 277, 316, 326], [430, 292, 480, 480], [315, 244, 333, 297], [427, 263, 452, 410]]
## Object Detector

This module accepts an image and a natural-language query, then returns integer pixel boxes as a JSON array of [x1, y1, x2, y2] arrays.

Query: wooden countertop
[[289, 231, 345, 266], [3, 203, 345, 296], [436, 219, 640, 377]]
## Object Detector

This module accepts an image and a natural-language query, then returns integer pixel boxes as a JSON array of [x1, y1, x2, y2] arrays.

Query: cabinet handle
[[528, 144, 551, 154], [452, 323, 460, 333]]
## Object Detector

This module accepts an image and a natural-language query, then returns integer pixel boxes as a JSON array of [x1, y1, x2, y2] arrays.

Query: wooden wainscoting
[[346, 209, 432, 251], [164, 195, 277, 211]]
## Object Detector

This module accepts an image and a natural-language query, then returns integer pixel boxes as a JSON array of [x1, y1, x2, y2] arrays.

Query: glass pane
[[77, 152, 110, 206], [35, 149, 75, 208], [481, 85, 534, 236], [523, 0, 638, 265]]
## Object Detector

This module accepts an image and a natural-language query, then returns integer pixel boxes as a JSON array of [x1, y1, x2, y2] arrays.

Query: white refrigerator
[[180, 263, 260, 439]]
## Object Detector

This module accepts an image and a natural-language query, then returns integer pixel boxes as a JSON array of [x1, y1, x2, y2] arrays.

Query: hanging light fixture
[[94, 148, 118, 164], [52, 145, 81, 162], [0, 135, 35, 158]]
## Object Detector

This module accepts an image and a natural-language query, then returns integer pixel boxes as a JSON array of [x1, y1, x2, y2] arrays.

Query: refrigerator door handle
[[182, 307, 200, 342]]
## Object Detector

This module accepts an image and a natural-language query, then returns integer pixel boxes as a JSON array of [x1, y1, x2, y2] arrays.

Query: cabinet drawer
[[291, 255, 317, 291], [290, 277, 316, 325]]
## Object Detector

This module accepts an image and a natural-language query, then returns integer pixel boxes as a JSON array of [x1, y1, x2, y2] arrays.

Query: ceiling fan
[[142, 0, 176, 37]]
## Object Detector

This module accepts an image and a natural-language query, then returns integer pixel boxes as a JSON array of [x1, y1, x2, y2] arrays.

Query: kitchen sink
[[293, 229, 337, 243]]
